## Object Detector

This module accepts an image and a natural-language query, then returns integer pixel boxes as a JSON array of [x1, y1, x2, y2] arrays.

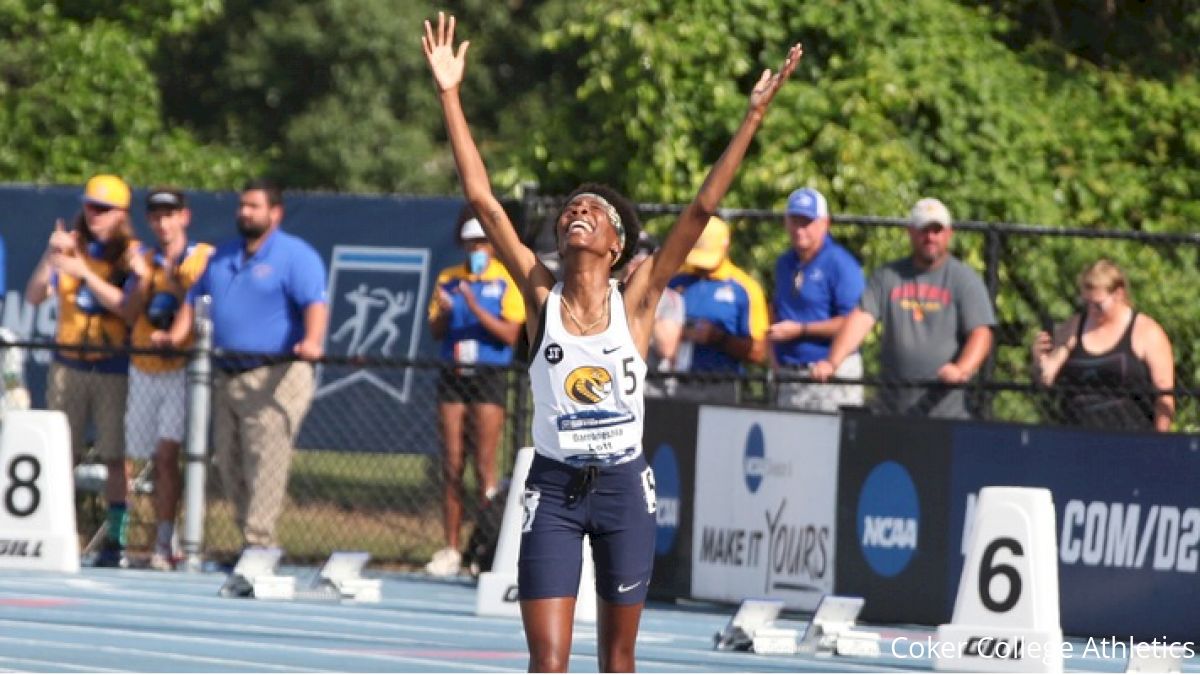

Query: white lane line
[[0, 618, 520, 673], [0, 655, 122, 673], [0, 634, 321, 672], [0, 591, 517, 643]]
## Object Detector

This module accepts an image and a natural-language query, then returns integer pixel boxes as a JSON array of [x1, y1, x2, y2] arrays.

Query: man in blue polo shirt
[[768, 187, 865, 411], [170, 178, 328, 550]]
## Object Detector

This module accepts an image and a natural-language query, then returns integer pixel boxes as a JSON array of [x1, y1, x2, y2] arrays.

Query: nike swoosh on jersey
[[602, 346, 621, 354]]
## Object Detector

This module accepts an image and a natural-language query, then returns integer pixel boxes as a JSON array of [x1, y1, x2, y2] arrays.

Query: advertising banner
[[834, 408, 955, 625], [644, 398, 698, 600], [949, 423, 1200, 640], [691, 406, 838, 610]]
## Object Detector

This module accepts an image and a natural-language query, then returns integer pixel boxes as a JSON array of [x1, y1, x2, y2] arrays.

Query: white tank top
[[529, 280, 647, 466]]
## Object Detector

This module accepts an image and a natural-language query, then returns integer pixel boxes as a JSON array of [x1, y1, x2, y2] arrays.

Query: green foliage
[[0, 0, 254, 188], [4, 0, 1200, 424]]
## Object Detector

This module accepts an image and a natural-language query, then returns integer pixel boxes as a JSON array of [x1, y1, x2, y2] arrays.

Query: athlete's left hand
[[747, 42, 803, 117]]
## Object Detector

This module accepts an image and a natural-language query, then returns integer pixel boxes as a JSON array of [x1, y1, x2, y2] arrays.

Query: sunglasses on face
[[917, 223, 947, 235], [84, 202, 116, 214]]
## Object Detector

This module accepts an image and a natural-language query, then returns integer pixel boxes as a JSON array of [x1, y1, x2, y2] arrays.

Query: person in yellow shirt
[[24, 174, 140, 567], [669, 216, 768, 402], [122, 188, 213, 571], [424, 214, 525, 577]]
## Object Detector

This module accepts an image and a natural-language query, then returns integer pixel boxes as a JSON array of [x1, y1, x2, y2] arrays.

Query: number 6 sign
[[0, 410, 79, 573], [935, 487, 1063, 673]]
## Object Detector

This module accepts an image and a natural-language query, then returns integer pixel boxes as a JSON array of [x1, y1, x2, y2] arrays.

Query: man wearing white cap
[[768, 187, 865, 411], [812, 197, 995, 418]]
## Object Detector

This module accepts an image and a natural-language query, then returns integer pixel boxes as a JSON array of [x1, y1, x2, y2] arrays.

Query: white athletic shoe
[[149, 551, 176, 571], [424, 547, 462, 577]]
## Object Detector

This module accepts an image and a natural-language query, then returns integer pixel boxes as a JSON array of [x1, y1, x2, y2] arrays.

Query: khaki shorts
[[47, 361, 128, 463], [125, 366, 187, 459]]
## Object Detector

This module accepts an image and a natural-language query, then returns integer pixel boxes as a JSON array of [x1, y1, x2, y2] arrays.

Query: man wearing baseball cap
[[122, 187, 213, 570], [768, 187, 865, 411], [669, 216, 767, 402], [812, 197, 995, 418]]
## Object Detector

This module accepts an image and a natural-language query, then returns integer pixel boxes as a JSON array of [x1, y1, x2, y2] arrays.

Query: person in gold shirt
[[122, 188, 213, 570], [24, 174, 140, 567]]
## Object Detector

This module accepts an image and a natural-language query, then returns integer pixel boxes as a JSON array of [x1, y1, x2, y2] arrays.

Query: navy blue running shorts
[[517, 452, 657, 605]]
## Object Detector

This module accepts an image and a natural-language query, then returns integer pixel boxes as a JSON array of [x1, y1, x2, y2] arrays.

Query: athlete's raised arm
[[423, 13, 553, 299], [624, 43, 803, 319]]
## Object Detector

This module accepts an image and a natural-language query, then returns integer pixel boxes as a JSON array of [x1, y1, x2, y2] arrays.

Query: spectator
[[425, 215, 525, 577], [121, 188, 213, 570], [669, 216, 768, 402], [768, 188, 865, 411], [812, 197, 995, 418], [1032, 259, 1174, 431], [168, 178, 328, 551], [24, 174, 140, 567], [622, 231, 685, 395]]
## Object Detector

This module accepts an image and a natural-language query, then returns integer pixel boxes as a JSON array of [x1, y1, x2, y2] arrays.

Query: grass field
[[100, 447, 512, 567]]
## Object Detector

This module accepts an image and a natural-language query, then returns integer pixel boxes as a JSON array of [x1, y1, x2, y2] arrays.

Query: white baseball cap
[[910, 197, 952, 229], [460, 217, 486, 241]]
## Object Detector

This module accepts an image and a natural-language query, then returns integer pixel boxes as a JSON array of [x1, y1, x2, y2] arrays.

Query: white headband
[[574, 192, 625, 264]]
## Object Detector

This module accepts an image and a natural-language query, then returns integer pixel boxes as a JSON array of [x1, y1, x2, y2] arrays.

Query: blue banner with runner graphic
[[0, 184, 469, 453]]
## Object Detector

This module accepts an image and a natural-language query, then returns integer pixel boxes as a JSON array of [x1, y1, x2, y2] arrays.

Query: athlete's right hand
[[422, 12, 469, 93]]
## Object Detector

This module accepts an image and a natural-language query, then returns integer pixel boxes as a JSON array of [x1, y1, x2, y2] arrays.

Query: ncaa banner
[[643, 398, 698, 601], [949, 423, 1200, 641], [691, 406, 838, 610], [834, 408, 955, 625]]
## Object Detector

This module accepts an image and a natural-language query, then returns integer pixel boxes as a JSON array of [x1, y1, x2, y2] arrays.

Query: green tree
[[0, 0, 253, 188]]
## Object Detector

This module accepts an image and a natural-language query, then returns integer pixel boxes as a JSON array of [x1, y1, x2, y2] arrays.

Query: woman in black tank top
[[1032, 260, 1175, 432]]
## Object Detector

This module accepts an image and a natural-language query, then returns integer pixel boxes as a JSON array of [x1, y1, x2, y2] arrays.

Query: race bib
[[556, 410, 635, 456]]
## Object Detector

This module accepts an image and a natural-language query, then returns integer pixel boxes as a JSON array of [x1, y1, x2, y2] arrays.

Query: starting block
[[797, 595, 881, 658], [309, 551, 381, 603], [218, 547, 295, 600], [713, 598, 798, 655]]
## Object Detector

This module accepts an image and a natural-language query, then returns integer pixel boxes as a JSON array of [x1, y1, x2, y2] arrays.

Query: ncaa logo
[[651, 444, 681, 556], [564, 366, 612, 404], [743, 423, 766, 494], [856, 461, 920, 577]]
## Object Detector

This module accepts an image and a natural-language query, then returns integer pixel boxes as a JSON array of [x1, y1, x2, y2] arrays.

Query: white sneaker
[[424, 547, 462, 577], [149, 551, 176, 571]]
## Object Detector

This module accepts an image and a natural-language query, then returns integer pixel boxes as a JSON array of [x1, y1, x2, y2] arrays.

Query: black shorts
[[518, 453, 657, 604], [436, 366, 508, 405]]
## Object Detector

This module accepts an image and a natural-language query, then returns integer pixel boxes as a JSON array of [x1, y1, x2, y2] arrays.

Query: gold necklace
[[561, 292, 609, 334]]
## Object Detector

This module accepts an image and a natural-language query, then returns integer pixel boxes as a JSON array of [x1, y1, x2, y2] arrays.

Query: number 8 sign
[[0, 410, 79, 573]]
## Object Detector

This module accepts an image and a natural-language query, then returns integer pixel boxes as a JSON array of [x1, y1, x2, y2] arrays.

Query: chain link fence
[[3, 201, 1196, 570]]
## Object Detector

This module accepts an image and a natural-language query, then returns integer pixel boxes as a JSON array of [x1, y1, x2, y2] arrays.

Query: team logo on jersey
[[544, 343, 564, 364], [564, 366, 613, 404]]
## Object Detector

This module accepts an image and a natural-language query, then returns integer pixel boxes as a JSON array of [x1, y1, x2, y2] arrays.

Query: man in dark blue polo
[[768, 187, 865, 411], [170, 178, 328, 550]]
